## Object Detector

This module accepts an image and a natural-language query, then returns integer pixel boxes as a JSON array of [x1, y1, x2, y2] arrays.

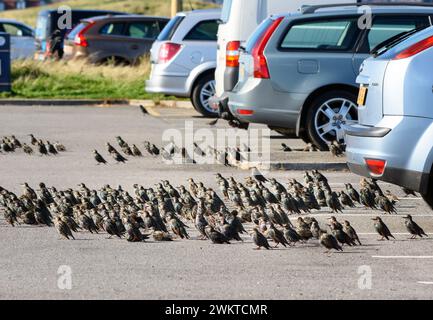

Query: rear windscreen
[[245, 18, 273, 53], [67, 22, 89, 40], [157, 15, 184, 41]]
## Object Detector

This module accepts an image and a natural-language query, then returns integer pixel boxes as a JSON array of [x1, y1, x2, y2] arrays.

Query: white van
[[210, 0, 358, 119]]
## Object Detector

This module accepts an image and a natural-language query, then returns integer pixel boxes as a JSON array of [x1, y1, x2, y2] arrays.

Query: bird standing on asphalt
[[251, 227, 271, 250], [343, 220, 362, 245], [93, 150, 107, 164], [372, 217, 395, 241], [319, 231, 343, 253], [54, 216, 75, 240], [281, 143, 292, 152], [46, 141, 58, 155], [112, 151, 127, 163], [22, 143, 33, 155], [403, 215, 428, 239], [37, 140, 48, 155]]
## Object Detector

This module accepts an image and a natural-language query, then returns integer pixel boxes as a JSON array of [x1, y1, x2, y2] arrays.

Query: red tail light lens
[[394, 35, 433, 60], [365, 159, 386, 175], [226, 41, 240, 67], [74, 22, 95, 47], [237, 109, 254, 115], [158, 43, 182, 64], [252, 17, 283, 79]]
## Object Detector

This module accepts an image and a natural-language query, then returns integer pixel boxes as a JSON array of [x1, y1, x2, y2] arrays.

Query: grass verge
[[1, 57, 171, 101]]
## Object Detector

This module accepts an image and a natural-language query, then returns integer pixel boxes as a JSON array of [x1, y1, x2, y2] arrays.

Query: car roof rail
[[301, 2, 433, 15]]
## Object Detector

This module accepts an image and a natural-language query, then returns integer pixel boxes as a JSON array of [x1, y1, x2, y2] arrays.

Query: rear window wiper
[[371, 26, 426, 57]]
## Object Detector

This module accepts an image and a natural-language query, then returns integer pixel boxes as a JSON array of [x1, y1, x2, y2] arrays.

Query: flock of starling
[[0, 170, 428, 254], [93, 136, 252, 166], [0, 134, 66, 156], [281, 140, 345, 157]]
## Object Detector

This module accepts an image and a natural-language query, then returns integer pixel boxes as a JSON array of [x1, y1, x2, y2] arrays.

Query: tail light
[[394, 35, 433, 60], [365, 159, 386, 176], [158, 43, 182, 64], [74, 22, 95, 47], [226, 41, 240, 67], [252, 17, 283, 79], [237, 109, 254, 115]]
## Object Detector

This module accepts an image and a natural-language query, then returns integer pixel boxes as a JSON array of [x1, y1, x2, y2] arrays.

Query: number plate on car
[[357, 85, 368, 106]]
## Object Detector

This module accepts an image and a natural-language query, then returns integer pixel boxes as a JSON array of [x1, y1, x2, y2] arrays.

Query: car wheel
[[306, 90, 358, 150], [191, 74, 217, 117]]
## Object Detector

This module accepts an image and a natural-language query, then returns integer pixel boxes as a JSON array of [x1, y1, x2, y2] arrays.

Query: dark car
[[63, 15, 169, 64], [35, 9, 127, 60]]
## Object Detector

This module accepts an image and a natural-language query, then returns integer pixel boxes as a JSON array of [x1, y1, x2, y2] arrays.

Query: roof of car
[[284, 4, 433, 19], [0, 19, 34, 29], [176, 8, 222, 17], [82, 14, 169, 22]]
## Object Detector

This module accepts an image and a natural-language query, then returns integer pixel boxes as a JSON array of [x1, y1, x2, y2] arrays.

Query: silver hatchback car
[[346, 25, 433, 207], [227, 4, 433, 149], [146, 9, 220, 116]]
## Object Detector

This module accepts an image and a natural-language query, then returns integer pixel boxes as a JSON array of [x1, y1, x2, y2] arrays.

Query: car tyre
[[306, 90, 358, 150], [191, 73, 218, 117]]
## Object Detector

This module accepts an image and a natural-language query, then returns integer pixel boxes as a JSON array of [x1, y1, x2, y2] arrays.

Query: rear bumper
[[347, 162, 428, 193], [345, 116, 432, 193], [227, 78, 304, 128], [145, 74, 189, 97]]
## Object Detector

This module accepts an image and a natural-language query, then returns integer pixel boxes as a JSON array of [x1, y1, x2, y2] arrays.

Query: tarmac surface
[[0, 105, 432, 300]]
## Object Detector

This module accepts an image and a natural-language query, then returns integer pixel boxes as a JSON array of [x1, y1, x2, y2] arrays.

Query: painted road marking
[[373, 256, 433, 259], [418, 281, 433, 285]]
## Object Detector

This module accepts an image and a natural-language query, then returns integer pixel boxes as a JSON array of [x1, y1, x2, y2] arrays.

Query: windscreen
[[220, 0, 233, 24], [245, 17, 273, 53]]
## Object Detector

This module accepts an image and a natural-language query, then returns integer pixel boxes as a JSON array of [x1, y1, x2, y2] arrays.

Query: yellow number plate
[[357, 86, 368, 106]]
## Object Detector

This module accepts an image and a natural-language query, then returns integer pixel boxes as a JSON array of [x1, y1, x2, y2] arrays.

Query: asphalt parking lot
[[1, 104, 433, 300]]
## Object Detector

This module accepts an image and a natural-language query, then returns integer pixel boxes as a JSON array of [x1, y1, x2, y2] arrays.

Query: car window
[[366, 16, 430, 51], [183, 20, 218, 41], [157, 15, 184, 41], [2, 23, 33, 37], [221, 0, 233, 24], [99, 22, 126, 36], [126, 21, 160, 39], [280, 18, 360, 51]]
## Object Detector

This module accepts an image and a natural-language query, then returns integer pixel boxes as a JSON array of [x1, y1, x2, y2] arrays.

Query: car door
[[267, 16, 363, 95], [353, 14, 432, 75], [1, 22, 35, 59], [124, 20, 162, 62]]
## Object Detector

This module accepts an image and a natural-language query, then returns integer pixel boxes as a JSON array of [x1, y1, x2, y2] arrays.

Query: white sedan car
[[0, 19, 35, 59]]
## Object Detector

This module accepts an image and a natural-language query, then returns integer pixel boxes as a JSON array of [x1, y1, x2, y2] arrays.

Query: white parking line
[[373, 256, 433, 259], [418, 281, 433, 285]]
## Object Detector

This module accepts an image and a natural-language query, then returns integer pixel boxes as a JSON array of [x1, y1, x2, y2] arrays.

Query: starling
[[93, 150, 107, 164], [403, 215, 428, 239], [106, 142, 118, 154], [152, 231, 173, 241], [281, 143, 292, 152], [22, 143, 33, 155], [385, 190, 399, 204], [54, 216, 75, 240], [131, 144, 142, 157], [267, 223, 290, 247], [205, 225, 230, 244], [54, 142, 66, 152], [79, 213, 98, 234], [112, 151, 127, 163], [320, 231, 343, 253], [402, 187, 417, 197], [29, 134, 38, 145], [325, 189, 343, 213], [139, 104, 148, 115], [169, 215, 190, 239], [46, 141, 58, 155], [103, 216, 123, 238], [37, 140, 48, 155], [343, 220, 362, 245], [283, 224, 302, 244], [122, 145, 133, 156], [251, 228, 270, 249], [251, 167, 268, 183], [4, 208, 19, 226], [376, 192, 397, 214], [339, 191, 355, 208], [345, 183, 360, 203], [372, 217, 395, 241]]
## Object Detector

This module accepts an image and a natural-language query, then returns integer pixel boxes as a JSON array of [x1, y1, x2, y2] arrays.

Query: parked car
[[63, 15, 169, 64], [146, 9, 220, 116], [346, 25, 433, 207], [226, 3, 433, 149], [0, 19, 34, 59], [210, 0, 357, 119], [35, 9, 127, 60]]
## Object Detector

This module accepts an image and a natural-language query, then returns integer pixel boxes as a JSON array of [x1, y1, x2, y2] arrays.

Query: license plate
[[357, 85, 368, 106]]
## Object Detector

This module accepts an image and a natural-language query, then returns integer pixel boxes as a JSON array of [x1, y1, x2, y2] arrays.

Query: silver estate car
[[227, 4, 433, 149], [146, 9, 220, 116], [346, 25, 433, 207]]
